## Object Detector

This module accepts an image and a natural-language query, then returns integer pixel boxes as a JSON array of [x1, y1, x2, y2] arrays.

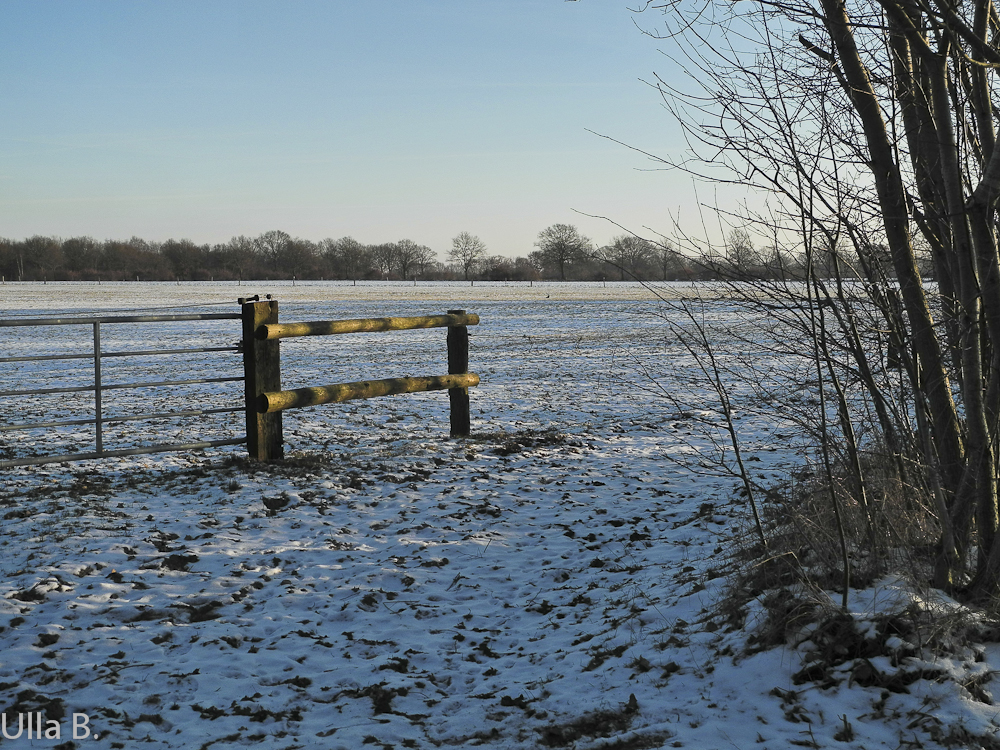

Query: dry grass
[[715, 441, 959, 657], [760, 445, 941, 594]]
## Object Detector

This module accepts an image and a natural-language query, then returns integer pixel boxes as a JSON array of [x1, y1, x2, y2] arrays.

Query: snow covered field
[[0, 281, 998, 749]]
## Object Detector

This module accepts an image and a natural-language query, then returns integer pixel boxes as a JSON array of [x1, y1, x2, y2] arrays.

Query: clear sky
[[1, 1, 706, 258]]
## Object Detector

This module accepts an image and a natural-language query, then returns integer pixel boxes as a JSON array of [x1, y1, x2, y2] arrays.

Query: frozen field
[[0, 279, 720, 308], [0, 282, 997, 749]]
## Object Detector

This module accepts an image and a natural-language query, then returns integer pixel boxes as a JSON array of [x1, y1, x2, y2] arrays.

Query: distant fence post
[[242, 299, 283, 460], [447, 308, 471, 437]]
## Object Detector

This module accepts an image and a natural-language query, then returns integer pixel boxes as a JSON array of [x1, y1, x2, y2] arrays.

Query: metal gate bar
[[0, 376, 243, 398], [0, 312, 241, 327], [0, 385, 97, 397], [0, 345, 239, 364], [0, 438, 246, 469], [101, 376, 244, 391], [0, 406, 244, 433]]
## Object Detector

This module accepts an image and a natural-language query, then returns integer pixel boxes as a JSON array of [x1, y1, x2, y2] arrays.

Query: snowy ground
[[0, 282, 998, 749]]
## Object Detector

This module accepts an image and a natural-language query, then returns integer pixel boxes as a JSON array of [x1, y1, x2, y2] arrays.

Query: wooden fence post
[[447, 309, 471, 437], [242, 299, 284, 460]]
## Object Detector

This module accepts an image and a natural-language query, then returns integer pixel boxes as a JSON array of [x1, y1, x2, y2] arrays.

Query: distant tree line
[[0, 225, 907, 283]]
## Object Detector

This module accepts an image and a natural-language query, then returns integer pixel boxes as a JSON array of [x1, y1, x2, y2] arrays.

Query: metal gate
[[0, 310, 246, 468]]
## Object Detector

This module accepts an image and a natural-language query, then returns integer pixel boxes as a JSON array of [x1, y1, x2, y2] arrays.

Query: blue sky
[[1, 1, 703, 257]]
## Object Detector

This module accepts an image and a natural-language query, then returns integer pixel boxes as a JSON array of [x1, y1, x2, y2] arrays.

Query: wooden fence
[[241, 299, 480, 461]]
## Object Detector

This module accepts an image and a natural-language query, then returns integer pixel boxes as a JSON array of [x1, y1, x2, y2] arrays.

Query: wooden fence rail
[[258, 313, 479, 340], [241, 300, 479, 461], [259, 373, 480, 414]]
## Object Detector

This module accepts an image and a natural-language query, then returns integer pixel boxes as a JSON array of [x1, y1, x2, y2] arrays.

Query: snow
[[0, 280, 998, 749]]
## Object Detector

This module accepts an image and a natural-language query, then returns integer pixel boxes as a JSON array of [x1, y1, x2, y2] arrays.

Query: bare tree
[[640, 0, 1000, 596], [161, 239, 206, 280], [370, 242, 399, 279], [479, 255, 512, 281], [61, 237, 102, 278], [17, 236, 63, 280], [254, 230, 291, 273], [394, 239, 434, 279], [221, 235, 258, 281], [280, 238, 320, 279], [449, 232, 487, 280], [649, 238, 692, 280], [412, 244, 437, 277], [320, 236, 372, 279], [535, 224, 592, 280], [603, 234, 655, 280], [724, 228, 758, 277]]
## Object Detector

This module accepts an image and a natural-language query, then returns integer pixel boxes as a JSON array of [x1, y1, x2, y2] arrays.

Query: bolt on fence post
[[242, 299, 284, 460], [447, 309, 471, 437]]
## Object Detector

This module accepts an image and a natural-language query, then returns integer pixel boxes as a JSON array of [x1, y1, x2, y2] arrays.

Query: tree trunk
[[819, 0, 967, 585]]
